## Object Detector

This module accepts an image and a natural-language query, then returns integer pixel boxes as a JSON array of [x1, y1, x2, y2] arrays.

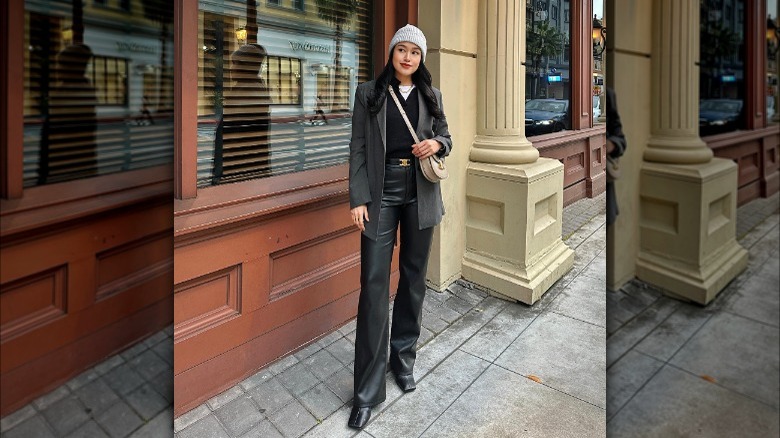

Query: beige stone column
[[461, 0, 573, 305], [636, 0, 747, 305]]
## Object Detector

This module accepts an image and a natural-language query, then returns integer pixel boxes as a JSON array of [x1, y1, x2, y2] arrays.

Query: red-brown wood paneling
[[745, 0, 767, 130], [569, 0, 594, 131], [533, 126, 606, 206], [1, 0, 23, 199], [705, 126, 780, 205], [1, 199, 173, 415]]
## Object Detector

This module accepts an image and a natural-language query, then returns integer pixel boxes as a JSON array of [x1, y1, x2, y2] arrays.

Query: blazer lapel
[[417, 91, 429, 140], [377, 98, 387, 151]]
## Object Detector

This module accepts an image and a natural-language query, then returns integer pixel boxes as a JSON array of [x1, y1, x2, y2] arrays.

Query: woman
[[347, 24, 452, 429]]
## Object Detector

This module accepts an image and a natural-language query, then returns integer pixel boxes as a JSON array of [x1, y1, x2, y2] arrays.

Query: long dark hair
[[368, 53, 444, 119]]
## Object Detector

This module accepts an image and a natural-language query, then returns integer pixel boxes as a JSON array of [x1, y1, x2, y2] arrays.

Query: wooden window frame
[[174, 0, 415, 235], [1, 0, 172, 236]]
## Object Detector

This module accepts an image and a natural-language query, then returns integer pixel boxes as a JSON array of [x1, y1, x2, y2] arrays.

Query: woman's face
[[392, 42, 422, 80]]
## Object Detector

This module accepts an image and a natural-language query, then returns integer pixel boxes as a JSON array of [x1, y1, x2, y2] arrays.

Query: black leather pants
[[353, 162, 435, 408]]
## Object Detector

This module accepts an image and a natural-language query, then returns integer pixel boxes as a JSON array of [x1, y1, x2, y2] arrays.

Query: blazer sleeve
[[606, 87, 627, 158], [349, 84, 372, 209], [432, 90, 453, 157]]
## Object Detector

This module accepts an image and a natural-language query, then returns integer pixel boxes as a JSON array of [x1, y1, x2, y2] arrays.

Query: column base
[[463, 239, 574, 304], [636, 158, 748, 305], [460, 158, 574, 305], [470, 134, 539, 164]]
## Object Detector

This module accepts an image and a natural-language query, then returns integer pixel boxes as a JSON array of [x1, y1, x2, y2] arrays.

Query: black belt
[[386, 157, 413, 167]]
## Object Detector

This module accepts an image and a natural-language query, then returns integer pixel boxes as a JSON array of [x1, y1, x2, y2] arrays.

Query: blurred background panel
[[1, 0, 173, 436], [606, 0, 778, 436]]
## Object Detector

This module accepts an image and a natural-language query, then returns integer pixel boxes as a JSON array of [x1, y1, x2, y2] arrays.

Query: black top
[[386, 78, 419, 159]]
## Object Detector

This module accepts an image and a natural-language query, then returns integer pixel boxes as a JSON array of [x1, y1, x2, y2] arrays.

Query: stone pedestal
[[462, 158, 574, 304], [636, 159, 748, 304]]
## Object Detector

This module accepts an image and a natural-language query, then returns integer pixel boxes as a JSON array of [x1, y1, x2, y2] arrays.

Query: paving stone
[[105, 363, 146, 396], [173, 404, 210, 433], [416, 325, 434, 348], [150, 370, 174, 404], [323, 367, 354, 404], [415, 297, 507, 377], [606, 297, 680, 367], [448, 281, 487, 306], [268, 399, 318, 438], [32, 384, 71, 411], [364, 350, 489, 438], [66, 420, 109, 438], [142, 331, 169, 349], [669, 312, 780, 408], [120, 342, 149, 362], [461, 302, 538, 362], [337, 319, 357, 336], [299, 383, 345, 421], [420, 365, 606, 438], [239, 368, 274, 392], [606, 350, 664, 421], [95, 355, 125, 376], [727, 271, 780, 328], [75, 378, 119, 415], [247, 377, 294, 415], [129, 349, 170, 382], [237, 419, 284, 438], [2, 415, 56, 438], [302, 349, 343, 382], [151, 338, 174, 366], [634, 304, 712, 362], [125, 383, 169, 421], [422, 299, 462, 324], [316, 330, 343, 349], [299, 404, 356, 438], [207, 385, 244, 411], [495, 312, 606, 408], [66, 368, 101, 391], [548, 274, 606, 328], [0, 404, 36, 433], [608, 365, 779, 437], [178, 414, 230, 438], [268, 354, 299, 375], [420, 311, 449, 335], [128, 409, 173, 438], [442, 294, 474, 315], [214, 395, 265, 437], [94, 400, 143, 438], [293, 342, 323, 361], [325, 338, 355, 367], [277, 362, 320, 397], [41, 394, 90, 436]]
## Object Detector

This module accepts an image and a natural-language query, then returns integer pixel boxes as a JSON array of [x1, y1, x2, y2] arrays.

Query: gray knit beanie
[[388, 24, 427, 62]]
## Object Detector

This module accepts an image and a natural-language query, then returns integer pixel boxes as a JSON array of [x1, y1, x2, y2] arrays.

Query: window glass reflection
[[23, 0, 174, 187], [197, 0, 372, 187], [525, 0, 572, 137], [699, 0, 746, 136], [768, 0, 779, 124]]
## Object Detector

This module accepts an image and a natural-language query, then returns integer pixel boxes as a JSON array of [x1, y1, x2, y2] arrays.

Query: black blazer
[[349, 80, 453, 240]]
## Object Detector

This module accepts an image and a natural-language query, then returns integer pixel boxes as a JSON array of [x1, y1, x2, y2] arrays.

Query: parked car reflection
[[525, 99, 569, 135], [699, 99, 743, 136]]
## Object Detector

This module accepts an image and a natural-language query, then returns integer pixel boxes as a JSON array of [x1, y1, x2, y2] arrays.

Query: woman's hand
[[412, 139, 442, 159], [351, 205, 369, 231]]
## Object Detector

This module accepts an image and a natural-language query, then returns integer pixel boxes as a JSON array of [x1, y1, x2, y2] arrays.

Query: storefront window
[[699, 0, 746, 136], [525, 0, 572, 137], [592, 0, 605, 123], [197, 0, 372, 187], [22, 0, 174, 187], [768, 1, 779, 124]]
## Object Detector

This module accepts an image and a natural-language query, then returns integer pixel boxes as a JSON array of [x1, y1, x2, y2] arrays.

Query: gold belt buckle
[[398, 158, 411, 167]]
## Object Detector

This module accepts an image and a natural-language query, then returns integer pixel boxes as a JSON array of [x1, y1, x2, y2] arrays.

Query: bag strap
[[388, 85, 421, 144]]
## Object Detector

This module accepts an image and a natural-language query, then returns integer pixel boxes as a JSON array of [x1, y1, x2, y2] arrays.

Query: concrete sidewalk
[[174, 195, 607, 438], [606, 193, 780, 437]]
